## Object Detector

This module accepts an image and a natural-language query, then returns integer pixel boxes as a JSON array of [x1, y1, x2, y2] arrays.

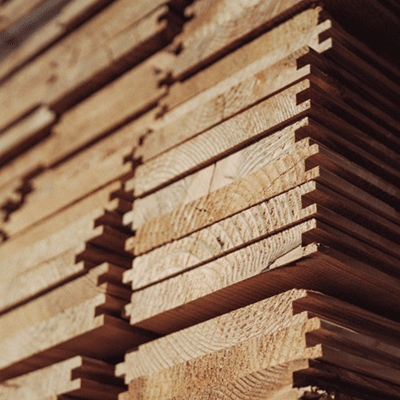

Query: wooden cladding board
[[0, 355, 123, 400], [0, 0, 399, 399], [118, 289, 400, 398]]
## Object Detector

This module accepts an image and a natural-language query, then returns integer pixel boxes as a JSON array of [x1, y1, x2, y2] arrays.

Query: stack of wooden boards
[[0, 0, 399, 399]]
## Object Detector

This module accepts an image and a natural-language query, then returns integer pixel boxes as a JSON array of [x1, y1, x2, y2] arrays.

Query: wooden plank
[[0, 355, 124, 400], [130, 63, 400, 200], [0, 134, 134, 237], [0, 248, 87, 314], [127, 113, 400, 248], [125, 316, 400, 399], [126, 176, 400, 291], [130, 79, 314, 197], [160, 6, 327, 112], [124, 360, 314, 400], [0, 104, 155, 203], [136, 40, 329, 163], [130, 69, 400, 227], [126, 233, 400, 334], [0, 106, 55, 165], [0, 2, 179, 131], [129, 119, 307, 232], [127, 320, 323, 400], [129, 133, 400, 256], [126, 183, 315, 289], [49, 52, 173, 167], [126, 222, 317, 333], [2, 356, 125, 400], [0, 181, 132, 311], [0, 180, 122, 260], [117, 289, 310, 383], [0, 204, 110, 285], [167, 0, 317, 80], [0, 263, 128, 342], [119, 288, 400, 384], [0, 293, 152, 382]]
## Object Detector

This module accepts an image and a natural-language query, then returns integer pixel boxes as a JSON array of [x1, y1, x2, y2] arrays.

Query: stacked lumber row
[[0, 0, 192, 399], [117, 289, 400, 399], [0, 0, 399, 399], [117, 0, 400, 398]]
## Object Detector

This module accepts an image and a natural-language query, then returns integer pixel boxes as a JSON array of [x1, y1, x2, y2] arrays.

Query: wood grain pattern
[[128, 137, 318, 255], [1, 141, 132, 237], [128, 318, 400, 398], [124, 360, 312, 400], [50, 51, 173, 165], [129, 119, 307, 232], [126, 226, 400, 335], [127, 174, 400, 291], [0, 181, 131, 311], [135, 43, 327, 163], [131, 79, 313, 197], [126, 220, 317, 332], [0, 355, 123, 400], [167, 0, 315, 80], [0, 263, 128, 345], [159, 7, 327, 112], [117, 289, 309, 383], [0, 293, 152, 382], [126, 182, 315, 289], [0, 180, 122, 259], [127, 320, 322, 400], [119, 288, 400, 385]]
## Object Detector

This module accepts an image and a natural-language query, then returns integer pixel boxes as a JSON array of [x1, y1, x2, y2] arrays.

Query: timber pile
[[0, 0, 399, 399]]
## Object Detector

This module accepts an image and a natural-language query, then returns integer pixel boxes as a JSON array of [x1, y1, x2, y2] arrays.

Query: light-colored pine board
[[124, 360, 313, 400], [126, 232, 400, 334], [127, 137, 318, 255], [0, 247, 87, 314], [127, 319, 323, 400], [117, 289, 310, 383], [0, 180, 122, 260], [130, 79, 313, 198], [128, 73, 400, 235], [129, 119, 307, 232], [0, 0, 115, 82], [0, 181, 131, 311], [0, 106, 55, 164], [127, 111, 399, 247], [0, 263, 128, 341], [129, 132, 400, 256], [135, 41, 328, 163], [167, 0, 316, 80], [0, 355, 123, 400], [49, 52, 173, 166], [126, 175, 400, 291], [1, 139, 133, 237], [125, 221, 318, 332], [125, 315, 400, 399], [159, 7, 327, 112], [0, 2, 178, 131], [119, 288, 400, 384], [0, 293, 152, 382], [126, 183, 315, 289]]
